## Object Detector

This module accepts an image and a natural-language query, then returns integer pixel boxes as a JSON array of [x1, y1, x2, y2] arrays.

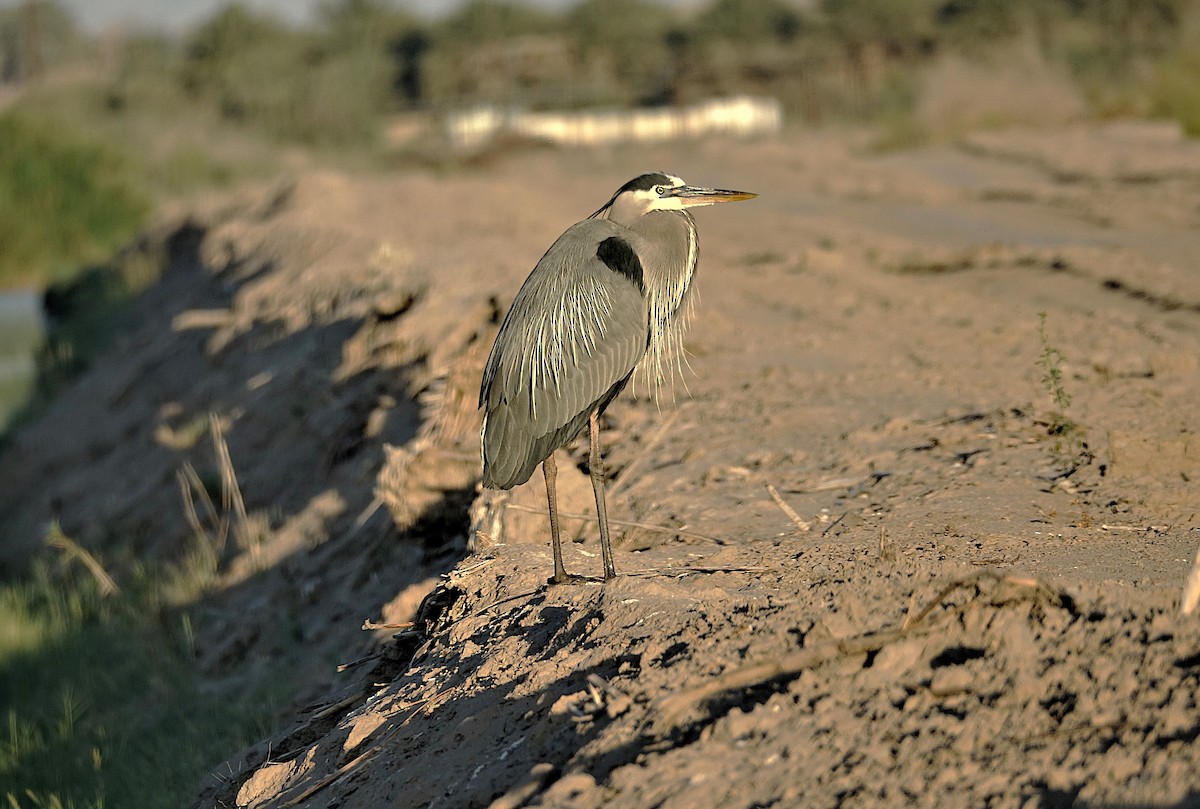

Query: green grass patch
[[0, 548, 284, 809], [1153, 46, 1200, 136], [1036, 312, 1092, 474], [0, 114, 149, 288]]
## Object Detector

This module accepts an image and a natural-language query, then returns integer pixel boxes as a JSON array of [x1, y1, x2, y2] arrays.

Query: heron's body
[[479, 172, 755, 582]]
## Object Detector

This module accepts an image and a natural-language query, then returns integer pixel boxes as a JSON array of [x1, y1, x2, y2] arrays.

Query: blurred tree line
[[2, 0, 1200, 284], [5, 0, 1200, 146]]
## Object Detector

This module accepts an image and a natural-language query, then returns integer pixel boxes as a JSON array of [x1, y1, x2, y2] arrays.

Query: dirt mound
[[2, 126, 1199, 808], [217, 546, 1199, 809]]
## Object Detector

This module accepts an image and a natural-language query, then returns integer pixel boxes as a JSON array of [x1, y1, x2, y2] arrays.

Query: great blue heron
[[479, 172, 757, 583]]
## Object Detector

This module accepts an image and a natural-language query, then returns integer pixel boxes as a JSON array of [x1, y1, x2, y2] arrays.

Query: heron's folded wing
[[481, 221, 647, 486]]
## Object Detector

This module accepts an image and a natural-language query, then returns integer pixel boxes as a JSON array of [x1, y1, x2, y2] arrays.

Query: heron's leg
[[589, 410, 617, 580], [543, 454, 570, 584]]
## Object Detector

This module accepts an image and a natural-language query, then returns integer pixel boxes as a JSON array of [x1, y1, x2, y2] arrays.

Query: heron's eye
[[655, 185, 667, 196]]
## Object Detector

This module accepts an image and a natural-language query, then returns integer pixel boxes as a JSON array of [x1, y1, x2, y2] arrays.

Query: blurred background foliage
[[1, 0, 1200, 287]]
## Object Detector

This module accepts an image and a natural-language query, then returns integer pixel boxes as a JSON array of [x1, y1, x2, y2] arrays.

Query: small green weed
[[1036, 312, 1093, 474]]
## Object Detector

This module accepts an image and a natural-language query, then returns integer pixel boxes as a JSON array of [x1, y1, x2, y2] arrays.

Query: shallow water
[[0, 289, 44, 431]]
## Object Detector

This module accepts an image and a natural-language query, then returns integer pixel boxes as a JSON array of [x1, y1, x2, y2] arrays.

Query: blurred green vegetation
[[0, 0, 1198, 286], [0, 115, 148, 287], [1152, 12, 1200, 135], [0, 531, 286, 809]]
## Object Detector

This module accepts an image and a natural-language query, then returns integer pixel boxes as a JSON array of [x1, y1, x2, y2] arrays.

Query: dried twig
[[901, 572, 992, 631], [305, 690, 367, 724], [457, 586, 553, 626], [176, 461, 228, 561], [361, 620, 415, 631], [209, 413, 247, 527], [178, 470, 206, 533], [46, 521, 119, 597], [209, 413, 265, 561], [622, 565, 769, 578], [448, 558, 497, 579], [969, 556, 1018, 567], [656, 571, 1066, 727], [1181, 540, 1200, 616], [658, 629, 906, 725], [502, 503, 726, 545], [821, 512, 847, 537], [783, 477, 860, 494], [766, 484, 811, 532], [336, 652, 383, 673], [878, 525, 895, 562]]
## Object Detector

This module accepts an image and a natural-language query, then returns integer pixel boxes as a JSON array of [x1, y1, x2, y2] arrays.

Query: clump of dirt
[[2, 125, 1199, 808]]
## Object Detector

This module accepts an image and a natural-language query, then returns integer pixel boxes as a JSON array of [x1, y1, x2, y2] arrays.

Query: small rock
[[1149, 612, 1174, 640], [930, 667, 974, 697], [871, 637, 928, 677], [487, 763, 558, 809], [342, 713, 387, 755], [724, 707, 758, 739], [1101, 745, 1144, 784], [548, 694, 577, 716], [605, 693, 632, 719], [542, 772, 597, 803], [819, 611, 858, 640]]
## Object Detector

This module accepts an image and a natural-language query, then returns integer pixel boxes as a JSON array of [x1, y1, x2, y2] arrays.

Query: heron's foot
[[548, 571, 591, 586]]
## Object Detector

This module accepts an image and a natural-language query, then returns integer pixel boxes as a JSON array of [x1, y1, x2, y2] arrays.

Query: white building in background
[[446, 96, 784, 151]]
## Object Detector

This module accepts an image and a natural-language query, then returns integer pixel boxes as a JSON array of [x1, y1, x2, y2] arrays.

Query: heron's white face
[[599, 172, 756, 224], [639, 174, 689, 212]]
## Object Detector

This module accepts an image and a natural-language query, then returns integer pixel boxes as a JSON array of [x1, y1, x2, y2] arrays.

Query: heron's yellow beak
[[671, 186, 758, 207]]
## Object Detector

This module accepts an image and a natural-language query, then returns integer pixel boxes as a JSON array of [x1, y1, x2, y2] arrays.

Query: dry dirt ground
[[3, 123, 1200, 808]]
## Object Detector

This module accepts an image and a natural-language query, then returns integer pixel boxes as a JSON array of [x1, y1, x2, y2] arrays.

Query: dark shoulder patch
[[596, 236, 644, 291]]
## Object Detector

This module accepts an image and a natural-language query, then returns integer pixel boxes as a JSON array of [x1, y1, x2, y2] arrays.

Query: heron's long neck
[[629, 209, 698, 392]]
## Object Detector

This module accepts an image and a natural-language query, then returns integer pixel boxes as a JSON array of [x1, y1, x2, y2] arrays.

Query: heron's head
[[593, 172, 757, 223]]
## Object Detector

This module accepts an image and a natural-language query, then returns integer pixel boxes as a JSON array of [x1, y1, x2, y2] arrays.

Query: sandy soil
[[2, 123, 1199, 808]]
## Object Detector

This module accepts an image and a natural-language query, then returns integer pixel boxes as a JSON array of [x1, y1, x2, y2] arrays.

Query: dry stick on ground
[[1181, 540, 1200, 616], [362, 620, 416, 631], [766, 483, 811, 532], [306, 690, 368, 724], [46, 522, 119, 597], [821, 512, 847, 537], [878, 525, 896, 562], [657, 628, 909, 727], [656, 571, 1063, 727], [503, 502, 727, 545], [623, 565, 770, 578], [209, 414, 248, 528], [208, 412, 263, 563], [336, 652, 382, 673], [177, 461, 229, 561]]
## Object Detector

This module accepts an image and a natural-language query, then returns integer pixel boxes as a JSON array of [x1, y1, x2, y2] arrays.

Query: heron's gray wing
[[480, 219, 648, 489]]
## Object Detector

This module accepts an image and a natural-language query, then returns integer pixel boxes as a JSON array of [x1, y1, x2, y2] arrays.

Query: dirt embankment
[[3, 125, 1199, 808]]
